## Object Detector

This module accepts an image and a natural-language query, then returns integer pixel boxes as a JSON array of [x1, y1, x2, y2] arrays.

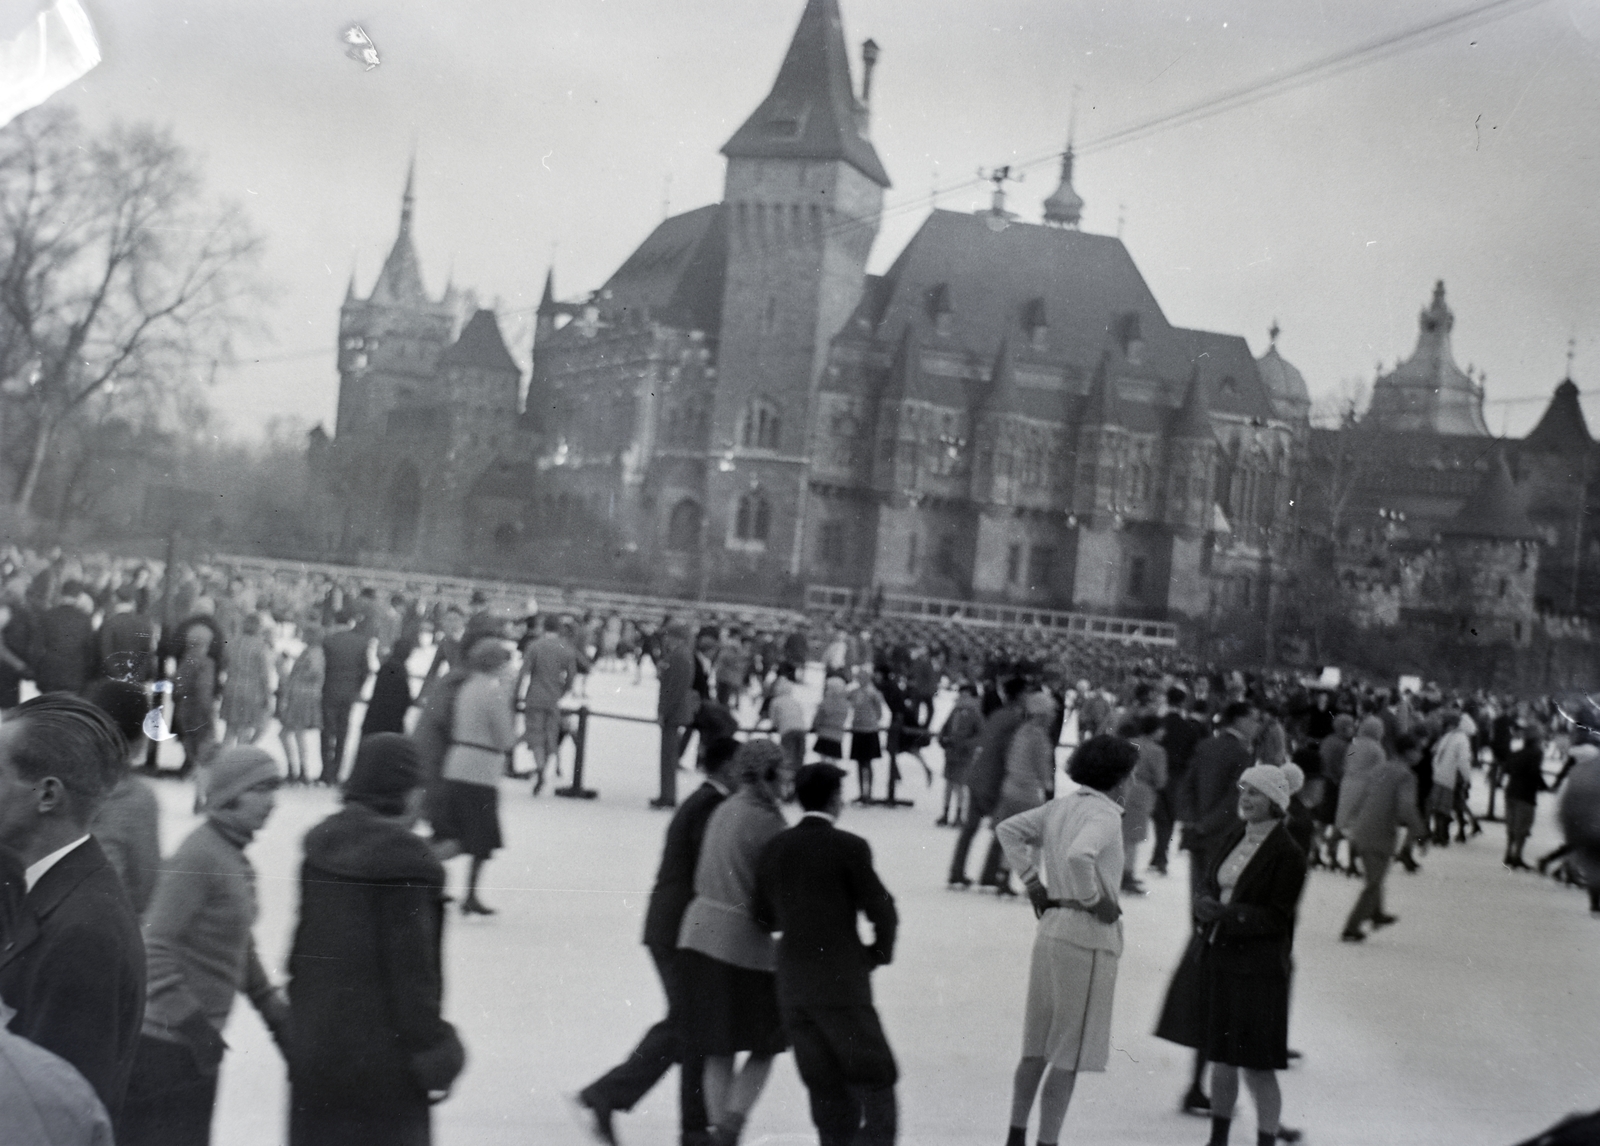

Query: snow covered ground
[[134, 661, 1598, 1146]]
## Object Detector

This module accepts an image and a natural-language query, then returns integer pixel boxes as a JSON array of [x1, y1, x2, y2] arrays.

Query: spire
[[1171, 367, 1212, 440], [881, 323, 918, 402], [538, 267, 557, 316], [1042, 145, 1084, 228], [400, 151, 416, 238], [1081, 351, 1122, 427], [370, 159, 430, 306], [721, 0, 890, 187], [982, 337, 1022, 413], [344, 258, 357, 303]]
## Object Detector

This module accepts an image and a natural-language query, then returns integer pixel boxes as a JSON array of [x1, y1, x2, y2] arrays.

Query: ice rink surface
[[150, 662, 1598, 1146]]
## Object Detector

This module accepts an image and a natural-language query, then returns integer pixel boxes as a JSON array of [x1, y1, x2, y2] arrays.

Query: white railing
[[805, 585, 1179, 647], [210, 553, 806, 628]]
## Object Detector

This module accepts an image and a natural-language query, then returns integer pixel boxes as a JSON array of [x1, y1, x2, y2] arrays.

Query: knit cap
[[344, 733, 424, 803], [1239, 763, 1293, 812], [206, 746, 280, 810]]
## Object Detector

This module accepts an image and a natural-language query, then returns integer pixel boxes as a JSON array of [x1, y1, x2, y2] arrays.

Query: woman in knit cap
[[435, 639, 517, 915], [118, 746, 287, 1146], [288, 733, 465, 1146], [1156, 763, 1308, 1146], [995, 734, 1139, 1146], [677, 739, 790, 1146]]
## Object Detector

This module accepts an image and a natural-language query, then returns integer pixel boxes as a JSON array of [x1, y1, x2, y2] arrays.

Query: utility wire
[[821, 0, 1552, 241]]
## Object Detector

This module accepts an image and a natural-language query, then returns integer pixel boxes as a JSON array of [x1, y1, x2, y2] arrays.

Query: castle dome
[[1364, 281, 1489, 436], [1042, 146, 1084, 229], [1255, 322, 1309, 422]]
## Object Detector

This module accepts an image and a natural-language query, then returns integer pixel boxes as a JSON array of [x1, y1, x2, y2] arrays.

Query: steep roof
[[721, 0, 890, 188], [596, 204, 728, 333], [848, 209, 1276, 424], [1440, 452, 1542, 541], [438, 310, 520, 376], [1522, 378, 1592, 455], [369, 161, 432, 306], [1365, 281, 1490, 436]]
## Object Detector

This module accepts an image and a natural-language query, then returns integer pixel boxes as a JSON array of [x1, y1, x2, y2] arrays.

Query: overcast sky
[[55, 0, 1600, 440]]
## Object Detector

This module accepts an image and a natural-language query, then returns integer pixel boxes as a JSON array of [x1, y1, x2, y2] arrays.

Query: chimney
[[860, 39, 879, 104]]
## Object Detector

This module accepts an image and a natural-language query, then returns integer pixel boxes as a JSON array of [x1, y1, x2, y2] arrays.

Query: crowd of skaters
[[0, 543, 1599, 1145]]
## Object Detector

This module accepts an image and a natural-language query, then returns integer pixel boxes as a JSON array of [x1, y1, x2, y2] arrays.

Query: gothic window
[[1006, 543, 1023, 585], [907, 533, 919, 575], [735, 491, 771, 543], [936, 534, 959, 578], [665, 499, 701, 552], [740, 397, 781, 450], [492, 523, 519, 552], [1128, 556, 1147, 599]]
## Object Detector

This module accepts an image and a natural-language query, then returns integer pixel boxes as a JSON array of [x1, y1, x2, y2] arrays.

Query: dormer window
[[1116, 312, 1143, 364], [1024, 297, 1048, 351]]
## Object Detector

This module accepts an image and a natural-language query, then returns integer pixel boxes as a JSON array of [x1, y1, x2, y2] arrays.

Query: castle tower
[[1433, 451, 1542, 644], [334, 159, 456, 438], [707, 0, 890, 583], [1365, 281, 1489, 436]]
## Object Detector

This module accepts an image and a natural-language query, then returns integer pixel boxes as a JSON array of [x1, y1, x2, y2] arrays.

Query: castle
[[318, 0, 1596, 649]]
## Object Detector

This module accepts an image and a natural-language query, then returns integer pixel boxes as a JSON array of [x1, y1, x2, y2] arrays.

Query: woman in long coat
[[1156, 763, 1308, 1146], [677, 740, 790, 1146], [995, 734, 1139, 1146], [435, 640, 516, 915], [220, 612, 273, 746], [288, 734, 464, 1146]]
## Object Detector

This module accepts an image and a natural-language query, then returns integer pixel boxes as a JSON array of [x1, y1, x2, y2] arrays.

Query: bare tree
[[0, 107, 263, 512]]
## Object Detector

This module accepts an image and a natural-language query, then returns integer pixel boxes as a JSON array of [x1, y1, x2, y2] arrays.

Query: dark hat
[[344, 733, 424, 803]]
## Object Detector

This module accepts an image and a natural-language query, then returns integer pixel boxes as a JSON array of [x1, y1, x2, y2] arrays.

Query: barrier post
[[555, 706, 598, 800]]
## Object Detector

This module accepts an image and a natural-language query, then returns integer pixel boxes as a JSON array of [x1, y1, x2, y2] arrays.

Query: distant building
[[522, 0, 1304, 615], [1307, 282, 1599, 644]]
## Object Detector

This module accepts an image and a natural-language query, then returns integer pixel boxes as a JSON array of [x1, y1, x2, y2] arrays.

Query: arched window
[[740, 398, 781, 450], [666, 499, 701, 552], [734, 491, 771, 543]]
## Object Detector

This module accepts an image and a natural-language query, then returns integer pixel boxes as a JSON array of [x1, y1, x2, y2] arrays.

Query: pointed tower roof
[[1440, 452, 1542, 541], [1080, 351, 1123, 427], [369, 158, 431, 306], [1170, 367, 1212, 440], [437, 309, 520, 376], [1042, 145, 1084, 228], [1523, 378, 1592, 456], [721, 0, 890, 187], [980, 337, 1024, 414], [537, 268, 557, 316], [880, 323, 918, 403]]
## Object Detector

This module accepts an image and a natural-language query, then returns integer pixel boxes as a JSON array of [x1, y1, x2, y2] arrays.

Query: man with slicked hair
[[0, 692, 147, 1120]]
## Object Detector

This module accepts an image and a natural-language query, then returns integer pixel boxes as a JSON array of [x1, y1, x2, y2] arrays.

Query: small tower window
[[740, 398, 781, 450], [1006, 543, 1022, 585], [735, 491, 771, 543]]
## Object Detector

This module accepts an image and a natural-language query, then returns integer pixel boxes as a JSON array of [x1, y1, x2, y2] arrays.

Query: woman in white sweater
[[996, 734, 1139, 1146]]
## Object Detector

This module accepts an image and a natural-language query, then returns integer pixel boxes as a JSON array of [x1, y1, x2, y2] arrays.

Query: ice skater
[[994, 735, 1139, 1146]]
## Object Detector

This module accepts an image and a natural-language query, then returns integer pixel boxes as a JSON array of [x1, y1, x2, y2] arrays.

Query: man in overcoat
[[576, 736, 741, 1146], [754, 763, 899, 1146], [655, 621, 698, 808], [1180, 701, 1259, 907]]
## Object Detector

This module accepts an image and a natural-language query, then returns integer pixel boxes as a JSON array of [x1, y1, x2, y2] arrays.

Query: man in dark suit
[[654, 621, 697, 808], [1151, 690, 1205, 875], [754, 763, 899, 1146], [29, 580, 98, 694], [1180, 701, 1260, 908], [97, 585, 157, 683], [576, 735, 741, 1146], [0, 693, 146, 1119], [948, 672, 1027, 888], [319, 612, 374, 785]]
